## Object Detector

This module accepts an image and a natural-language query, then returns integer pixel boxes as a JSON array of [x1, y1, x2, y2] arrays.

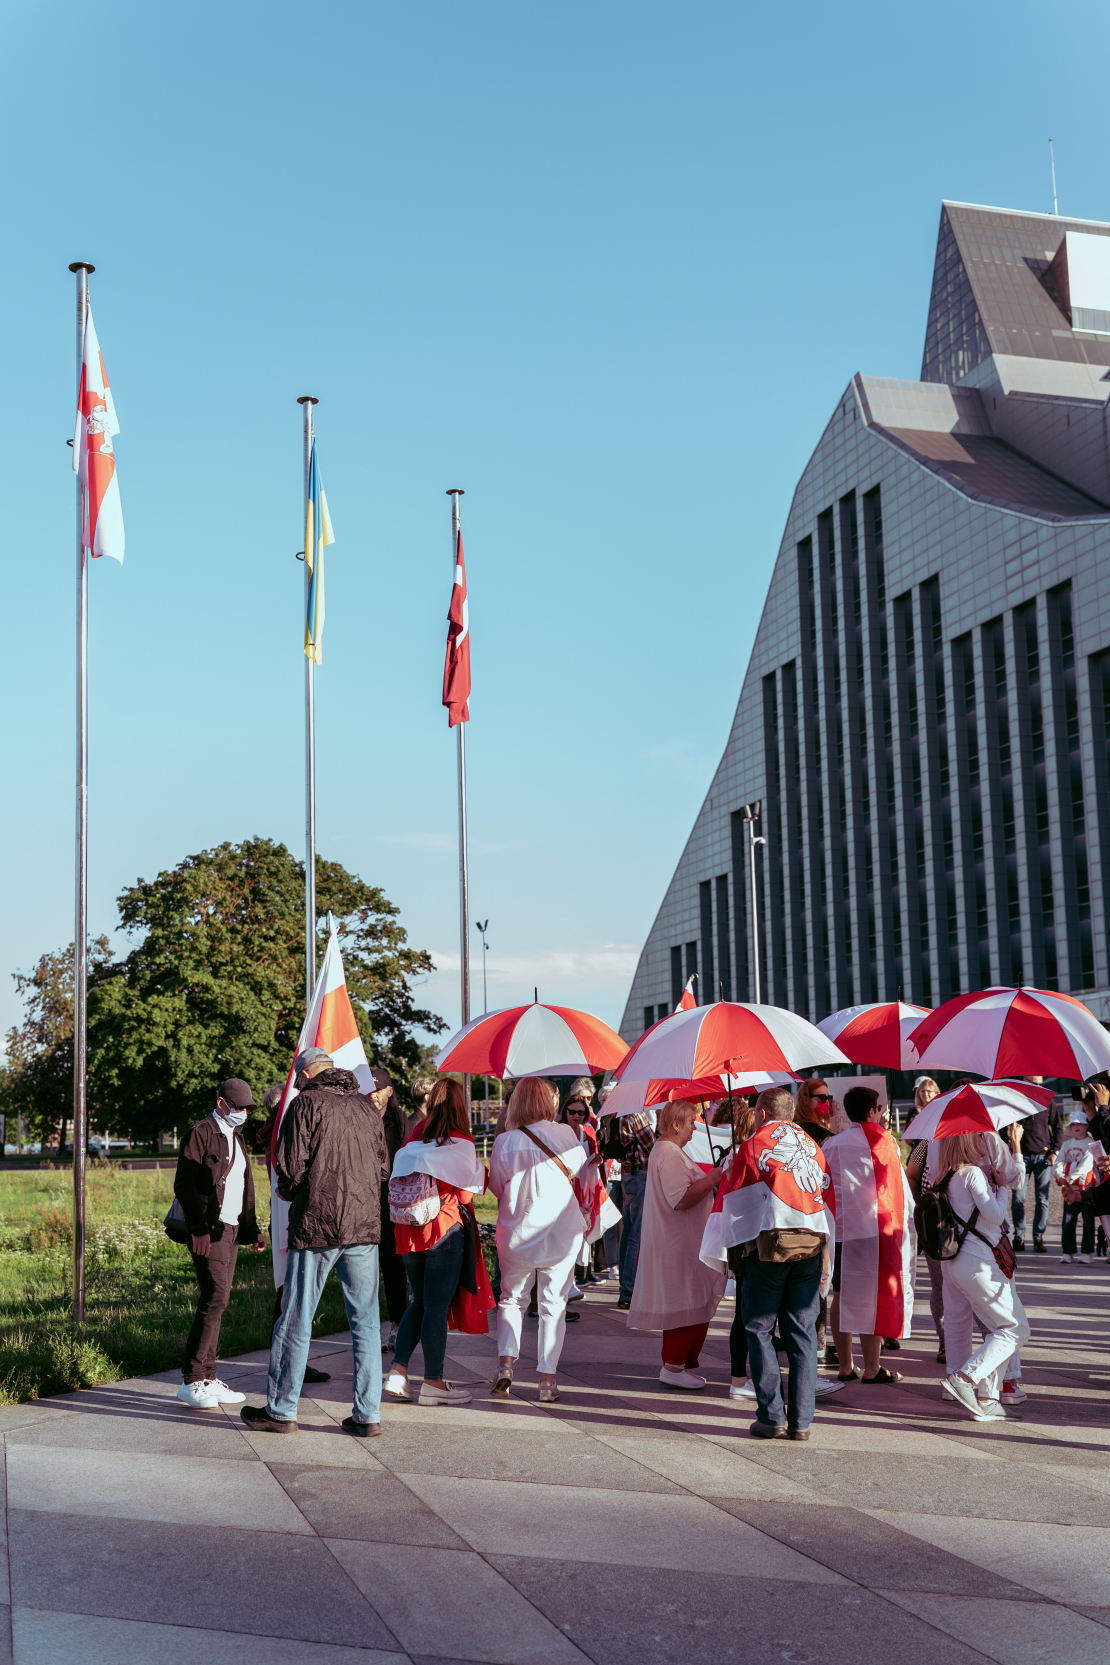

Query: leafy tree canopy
[[5, 839, 444, 1146], [1, 939, 113, 1143]]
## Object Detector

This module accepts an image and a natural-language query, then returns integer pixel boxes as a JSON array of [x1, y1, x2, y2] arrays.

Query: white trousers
[[942, 1251, 1030, 1401], [497, 1243, 581, 1375]]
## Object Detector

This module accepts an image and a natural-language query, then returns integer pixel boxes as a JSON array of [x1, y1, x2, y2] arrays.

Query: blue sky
[[3, 0, 1110, 1051]]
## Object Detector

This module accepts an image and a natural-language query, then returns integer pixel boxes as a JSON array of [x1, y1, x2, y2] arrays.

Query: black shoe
[[749, 1420, 788, 1439], [616, 1298, 631, 1311], [342, 1416, 382, 1438], [240, 1404, 298, 1433], [582, 1269, 601, 1284], [788, 1429, 811, 1441], [304, 1364, 331, 1383], [526, 1304, 539, 1318], [1034, 1240, 1047, 1254], [936, 1346, 946, 1364], [565, 1310, 581, 1322], [1013, 1239, 1025, 1252], [882, 1338, 901, 1352], [823, 1345, 839, 1367]]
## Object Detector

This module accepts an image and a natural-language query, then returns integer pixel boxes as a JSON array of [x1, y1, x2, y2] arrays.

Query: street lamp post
[[740, 802, 766, 1004], [475, 919, 490, 1124]]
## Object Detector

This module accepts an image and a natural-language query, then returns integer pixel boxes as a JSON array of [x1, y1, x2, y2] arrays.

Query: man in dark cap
[[175, 1078, 267, 1410]]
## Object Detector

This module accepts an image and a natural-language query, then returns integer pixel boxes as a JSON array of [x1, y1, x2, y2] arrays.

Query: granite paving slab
[[11, 1607, 408, 1665]]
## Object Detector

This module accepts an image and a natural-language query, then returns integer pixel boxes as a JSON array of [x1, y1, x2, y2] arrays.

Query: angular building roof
[[922, 202, 1110, 384]]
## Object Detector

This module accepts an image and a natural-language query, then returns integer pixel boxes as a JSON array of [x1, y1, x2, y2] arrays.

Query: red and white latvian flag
[[73, 306, 124, 564], [676, 976, 697, 1012], [442, 529, 471, 726], [269, 921, 373, 1286], [822, 1122, 916, 1339], [701, 1121, 834, 1269]]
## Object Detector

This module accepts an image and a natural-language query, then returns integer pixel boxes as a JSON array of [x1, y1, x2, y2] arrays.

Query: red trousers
[[661, 1321, 710, 1369]]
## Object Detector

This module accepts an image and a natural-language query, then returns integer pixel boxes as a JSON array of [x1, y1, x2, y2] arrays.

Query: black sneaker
[[823, 1345, 839, 1367], [1013, 1239, 1025, 1252], [882, 1338, 901, 1352], [342, 1416, 382, 1438], [304, 1364, 331, 1383], [616, 1298, 631, 1311], [1033, 1240, 1047, 1254], [240, 1404, 298, 1433]]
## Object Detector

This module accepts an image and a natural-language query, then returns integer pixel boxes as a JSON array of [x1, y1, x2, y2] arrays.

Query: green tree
[[88, 837, 445, 1143], [1, 938, 114, 1147]]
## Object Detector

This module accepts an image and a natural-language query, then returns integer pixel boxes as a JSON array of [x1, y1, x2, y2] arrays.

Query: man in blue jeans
[[1010, 1096, 1061, 1252], [734, 1087, 832, 1441], [241, 1050, 389, 1438], [615, 1110, 655, 1310]]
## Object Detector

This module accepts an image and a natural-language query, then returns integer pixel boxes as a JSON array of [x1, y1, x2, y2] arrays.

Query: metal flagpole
[[448, 489, 471, 1114], [69, 259, 94, 1324], [298, 395, 319, 1005]]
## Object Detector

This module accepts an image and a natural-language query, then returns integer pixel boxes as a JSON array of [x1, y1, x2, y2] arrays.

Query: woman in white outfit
[[488, 1076, 591, 1403], [932, 1130, 1030, 1422]]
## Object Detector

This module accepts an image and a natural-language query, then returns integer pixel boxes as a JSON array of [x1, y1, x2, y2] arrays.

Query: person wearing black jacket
[[242, 1056, 389, 1439], [1010, 1089, 1062, 1252], [371, 1066, 412, 1350], [175, 1078, 267, 1410]]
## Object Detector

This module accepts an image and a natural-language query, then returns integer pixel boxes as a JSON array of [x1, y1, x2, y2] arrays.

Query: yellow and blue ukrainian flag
[[304, 440, 335, 664]]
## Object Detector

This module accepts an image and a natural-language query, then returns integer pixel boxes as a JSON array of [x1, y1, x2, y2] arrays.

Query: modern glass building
[[620, 201, 1110, 1040]]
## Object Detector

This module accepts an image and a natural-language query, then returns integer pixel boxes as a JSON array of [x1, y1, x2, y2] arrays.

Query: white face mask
[[217, 1105, 248, 1129]]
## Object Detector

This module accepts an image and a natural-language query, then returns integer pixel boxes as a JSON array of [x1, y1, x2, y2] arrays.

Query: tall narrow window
[[670, 946, 683, 1010], [1089, 649, 1110, 977], [895, 592, 929, 1003], [685, 941, 698, 998], [953, 635, 989, 988], [763, 673, 786, 1006], [781, 661, 808, 1014], [699, 881, 715, 1005], [920, 578, 957, 998], [817, 509, 848, 1006], [797, 535, 828, 1015], [1014, 600, 1054, 988], [1048, 583, 1092, 987], [982, 618, 1020, 985], [716, 874, 732, 1003], [643, 1007, 655, 1032], [730, 810, 751, 1001], [864, 486, 895, 999]]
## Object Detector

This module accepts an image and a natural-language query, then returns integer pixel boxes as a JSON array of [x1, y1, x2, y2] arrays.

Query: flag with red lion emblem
[[700, 1120, 834, 1269], [73, 306, 124, 564]]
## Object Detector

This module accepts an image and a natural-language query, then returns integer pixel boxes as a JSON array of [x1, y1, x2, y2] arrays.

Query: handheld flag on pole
[[442, 520, 471, 725], [73, 304, 124, 564], [676, 975, 698, 1012], [303, 439, 335, 664]]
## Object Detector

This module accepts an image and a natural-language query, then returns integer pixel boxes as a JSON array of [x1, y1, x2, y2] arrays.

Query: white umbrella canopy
[[599, 1072, 795, 1119], [816, 1001, 931, 1070], [907, 986, 1110, 1081], [902, 1079, 1057, 1143], [434, 1002, 628, 1080], [615, 1001, 849, 1083]]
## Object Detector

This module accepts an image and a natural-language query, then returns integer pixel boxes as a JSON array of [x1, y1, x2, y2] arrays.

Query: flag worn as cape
[[822, 1121, 916, 1338], [700, 1119, 834, 1269]]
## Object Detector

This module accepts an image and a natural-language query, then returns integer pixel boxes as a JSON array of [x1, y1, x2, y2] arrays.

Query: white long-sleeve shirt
[[488, 1124, 586, 1266], [945, 1164, 1011, 1262]]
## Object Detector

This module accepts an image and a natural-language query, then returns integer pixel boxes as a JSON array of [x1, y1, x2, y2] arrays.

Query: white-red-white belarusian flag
[[442, 529, 471, 726], [822, 1121, 916, 1338], [676, 976, 697, 1012], [700, 1121, 834, 1268], [269, 921, 373, 1286], [73, 305, 124, 564]]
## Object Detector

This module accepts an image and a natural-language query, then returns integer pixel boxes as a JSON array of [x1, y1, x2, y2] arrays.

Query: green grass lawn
[[0, 1162, 350, 1405]]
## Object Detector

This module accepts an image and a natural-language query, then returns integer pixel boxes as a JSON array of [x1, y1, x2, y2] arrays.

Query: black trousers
[[379, 1188, 409, 1324], [183, 1223, 239, 1383]]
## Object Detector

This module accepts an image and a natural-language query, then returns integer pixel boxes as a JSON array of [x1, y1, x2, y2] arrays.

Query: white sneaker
[[659, 1366, 706, 1391], [383, 1369, 412, 1401], [975, 1398, 1008, 1420], [1060, 1254, 1073, 1263], [724, 1277, 737, 1300], [1000, 1380, 1027, 1405], [566, 1285, 585, 1302], [813, 1377, 846, 1396], [207, 1378, 246, 1404], [417, 1381, 473, 1405], [728, 1380, 758, 1400], [1078, 1254, 1092, 1264], [943, 1372, 985, 1418], [177, 1380, 220, 1410]]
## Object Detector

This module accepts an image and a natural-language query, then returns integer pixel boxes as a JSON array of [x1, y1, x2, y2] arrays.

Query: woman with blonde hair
[[934, 1129, 1030, 1421], [488, 1076, 592, 1402], [627, 1100, 726, 1390]]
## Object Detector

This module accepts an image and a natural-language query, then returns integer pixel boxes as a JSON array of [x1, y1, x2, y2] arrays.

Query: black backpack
[[913, 1171, 980, 1261]]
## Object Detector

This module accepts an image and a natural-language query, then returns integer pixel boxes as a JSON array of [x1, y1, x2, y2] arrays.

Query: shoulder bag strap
[[519, 1124, 576, 1187]]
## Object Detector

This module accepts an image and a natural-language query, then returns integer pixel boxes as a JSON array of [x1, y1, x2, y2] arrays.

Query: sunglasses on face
[[811, 1093, 831, 1103]]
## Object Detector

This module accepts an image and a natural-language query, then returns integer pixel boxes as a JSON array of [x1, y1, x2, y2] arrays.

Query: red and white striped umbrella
[[817, 1001, 931, 1070], [599, 1071, 795, 1119], [434, 1003, 628, 1080], [903, 1078, 1056, 1143], [907, 987, 1110, 1081], [614, 1001, 849, 1083]]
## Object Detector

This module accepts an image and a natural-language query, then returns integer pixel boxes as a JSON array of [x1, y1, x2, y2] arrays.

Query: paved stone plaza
[[0, 1248, 1107, 1665]]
